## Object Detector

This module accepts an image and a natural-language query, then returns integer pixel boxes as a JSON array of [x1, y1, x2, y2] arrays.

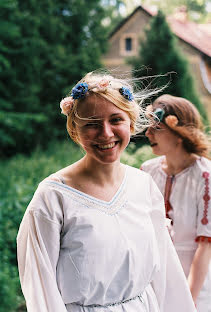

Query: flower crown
[[145, 105, 179, 128], [60, 80, 134, 116]]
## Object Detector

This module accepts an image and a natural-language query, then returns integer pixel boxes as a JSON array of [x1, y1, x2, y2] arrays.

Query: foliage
[[0, 139, 153, 311], [0, 0, 120, 157], [101, 0, 125, 33], [141, 0, 210, 22], [128, 10, 208, 124], [121, 142, 156, 168]]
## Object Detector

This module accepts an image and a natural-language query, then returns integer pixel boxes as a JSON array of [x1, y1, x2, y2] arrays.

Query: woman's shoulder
[[126, 163, 151, 178], [125, 164, 156, 191], [23, 171, 69, 223], [194, 156, 211, 177], [140, 156, 162, 173]]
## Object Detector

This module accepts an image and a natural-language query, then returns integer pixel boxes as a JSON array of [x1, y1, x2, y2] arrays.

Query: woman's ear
[[177, 137, 183, 145], [130, 123, 134, 134]]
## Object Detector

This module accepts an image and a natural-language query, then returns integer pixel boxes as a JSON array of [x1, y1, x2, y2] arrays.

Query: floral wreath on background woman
[[145, 105, 179, 129]]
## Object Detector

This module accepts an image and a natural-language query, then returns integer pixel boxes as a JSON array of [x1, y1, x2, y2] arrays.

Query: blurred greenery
[[0, 0, 123, 157], [122, 0, 211, 23], [0, 139, 154, 311]]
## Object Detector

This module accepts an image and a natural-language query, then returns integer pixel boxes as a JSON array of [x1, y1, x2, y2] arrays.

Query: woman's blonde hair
[[152, 94, 210, 157], [65, 71, 156, 144]]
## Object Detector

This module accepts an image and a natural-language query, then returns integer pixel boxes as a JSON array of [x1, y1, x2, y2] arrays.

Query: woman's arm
[[17, 211, 67, 312], [17, 184, 67, 312], [188, 241, 211, 303]]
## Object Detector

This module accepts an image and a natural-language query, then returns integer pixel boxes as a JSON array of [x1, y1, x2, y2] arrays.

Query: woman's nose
[[99, 122, 114, 138], [145, 127, 153, 138]]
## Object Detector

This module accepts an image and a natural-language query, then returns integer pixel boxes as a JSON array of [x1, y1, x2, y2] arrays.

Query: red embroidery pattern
[[164, 176, 174, 224], [195, 236, 211, 243], [201, 171, 210, 225]]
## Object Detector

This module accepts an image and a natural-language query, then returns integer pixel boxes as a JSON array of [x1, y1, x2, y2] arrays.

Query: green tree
[[0, 0, 116, 157], [141, 0, 210, 22], [0, 0, 51, 156], [129, 10, 208, 123]]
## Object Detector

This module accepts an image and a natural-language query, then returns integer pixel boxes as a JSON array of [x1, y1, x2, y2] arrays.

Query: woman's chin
[[151, 145, 162, 156]]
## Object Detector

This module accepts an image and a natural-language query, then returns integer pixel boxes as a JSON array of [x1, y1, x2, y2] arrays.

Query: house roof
[[109, 5, 155, 38], [109, 5, 211, 58], [167, 17, 211, 58]]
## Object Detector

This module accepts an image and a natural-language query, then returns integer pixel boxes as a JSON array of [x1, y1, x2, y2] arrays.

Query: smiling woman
[[17, 72, 196, 312]]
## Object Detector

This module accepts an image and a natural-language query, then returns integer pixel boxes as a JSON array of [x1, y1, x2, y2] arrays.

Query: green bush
[[121, 143, 156, 168], [0, 111, 48, 157]]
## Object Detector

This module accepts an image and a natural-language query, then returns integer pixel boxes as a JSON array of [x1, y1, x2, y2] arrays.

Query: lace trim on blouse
[[42, 169, 128, 216]]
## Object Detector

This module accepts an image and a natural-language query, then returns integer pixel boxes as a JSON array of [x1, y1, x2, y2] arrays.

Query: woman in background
[[141, 94, 211, 311], [17, 76, 195, 312]]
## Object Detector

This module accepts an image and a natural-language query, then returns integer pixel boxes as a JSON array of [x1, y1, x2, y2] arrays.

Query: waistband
[[72, 293, 144, 308]]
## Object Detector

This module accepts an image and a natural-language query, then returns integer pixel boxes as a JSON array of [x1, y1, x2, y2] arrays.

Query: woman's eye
[[85, 123, 99, 128], [151, 123, 163, 131], [111, 118, 122, 123], [155, 126, 165, 131]]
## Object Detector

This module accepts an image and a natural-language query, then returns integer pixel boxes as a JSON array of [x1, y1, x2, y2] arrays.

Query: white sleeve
[[17, 186, 68, 312], [148, 177, 196, 312]]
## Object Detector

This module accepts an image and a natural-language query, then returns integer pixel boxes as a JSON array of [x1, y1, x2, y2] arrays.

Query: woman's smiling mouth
[[150, 142, 157, 147], [96, 142, 117, 150]]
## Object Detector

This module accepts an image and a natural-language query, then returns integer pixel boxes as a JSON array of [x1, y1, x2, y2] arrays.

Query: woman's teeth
[[98, 142, 116, 150]]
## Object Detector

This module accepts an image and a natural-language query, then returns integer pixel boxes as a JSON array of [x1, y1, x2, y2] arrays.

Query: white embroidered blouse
[[141, 156, 211, 250], [17, 165, 195, 312], [141, 156, 211, 311]]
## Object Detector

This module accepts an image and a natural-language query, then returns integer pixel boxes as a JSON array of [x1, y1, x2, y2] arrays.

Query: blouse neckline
[[158, 155, 200, 178], [44, 165, 128, 206]]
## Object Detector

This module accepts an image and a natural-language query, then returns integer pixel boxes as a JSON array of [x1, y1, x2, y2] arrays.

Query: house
[[102, 5, 211, 118]]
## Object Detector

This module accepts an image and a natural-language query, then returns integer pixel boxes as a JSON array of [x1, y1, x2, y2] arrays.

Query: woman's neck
[[77, 155, 124, 186], [162, 150, 198, 176]]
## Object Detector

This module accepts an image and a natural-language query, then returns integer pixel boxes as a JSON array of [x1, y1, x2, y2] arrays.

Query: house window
[[120, 33, 137, 56], [125, 37, 132, 51]]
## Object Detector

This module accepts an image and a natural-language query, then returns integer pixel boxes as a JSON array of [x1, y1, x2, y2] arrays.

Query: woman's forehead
[[77, 94, 126, 118]]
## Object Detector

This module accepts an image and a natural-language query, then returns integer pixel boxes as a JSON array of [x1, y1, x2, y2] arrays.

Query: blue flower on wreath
[[119, 87, 134, 101], [71, 82, 89, 99]]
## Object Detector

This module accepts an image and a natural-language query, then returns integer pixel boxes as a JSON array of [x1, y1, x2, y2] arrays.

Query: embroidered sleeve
[[196, 171, 211, 241], [195, 236, 211, 243]]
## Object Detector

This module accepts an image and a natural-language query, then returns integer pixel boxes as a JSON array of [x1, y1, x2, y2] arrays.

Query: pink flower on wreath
[[97, 79, 110, 91], [60, 97, 74, 116], [165, 115, 178, 128]]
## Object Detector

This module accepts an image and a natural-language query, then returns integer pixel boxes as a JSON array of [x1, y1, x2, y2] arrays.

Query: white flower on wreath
[[60, 97, 74, 116]]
